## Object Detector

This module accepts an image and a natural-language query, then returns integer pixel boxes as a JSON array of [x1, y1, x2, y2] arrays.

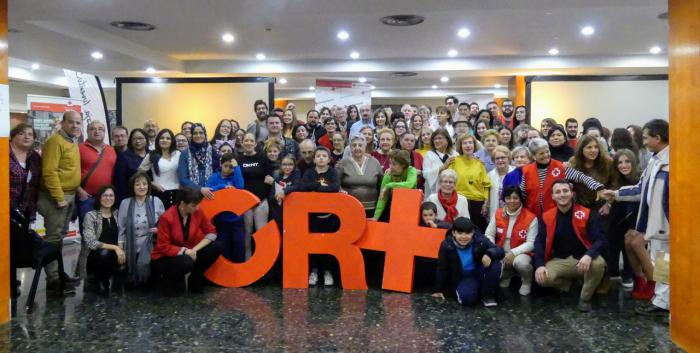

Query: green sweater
[[40, 130, 81, 201], [373, 166, 418, 219]]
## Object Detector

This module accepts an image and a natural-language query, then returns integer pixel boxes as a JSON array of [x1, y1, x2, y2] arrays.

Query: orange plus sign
[[356, 189, 447, 293]]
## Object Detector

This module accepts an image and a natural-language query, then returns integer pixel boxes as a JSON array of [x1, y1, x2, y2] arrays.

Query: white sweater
[[484, 207, 538, 255], [427, 193, 470, 222]]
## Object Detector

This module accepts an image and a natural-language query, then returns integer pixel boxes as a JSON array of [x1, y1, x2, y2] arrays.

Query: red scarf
[[438, 191, 458, 223]]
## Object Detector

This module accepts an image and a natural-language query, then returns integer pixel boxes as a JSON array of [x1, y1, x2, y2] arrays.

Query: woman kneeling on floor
[[151, 187, 222, 294], [432, 217, 504, 307]]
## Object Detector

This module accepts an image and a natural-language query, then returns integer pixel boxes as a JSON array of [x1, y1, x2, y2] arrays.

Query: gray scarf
[[125, 196, 157, 284]]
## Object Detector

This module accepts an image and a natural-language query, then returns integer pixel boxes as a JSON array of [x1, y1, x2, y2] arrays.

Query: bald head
[[299, 139, 316, 163], [62, 110, 82, 138]]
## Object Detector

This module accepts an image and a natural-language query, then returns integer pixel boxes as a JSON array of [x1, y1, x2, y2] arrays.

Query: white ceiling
[[8, 0, 668, 98]]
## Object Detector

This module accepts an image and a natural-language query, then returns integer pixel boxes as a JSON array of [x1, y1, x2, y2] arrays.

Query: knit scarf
[[187, 141, 213, 186], [438, 191, 459, 223], [124, 196, 156, 285]]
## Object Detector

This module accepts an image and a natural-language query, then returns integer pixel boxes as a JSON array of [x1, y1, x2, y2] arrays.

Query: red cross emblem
[[574, 210, 586, 220], [518, 229, 528, 239], [551, 168, 562, 177]]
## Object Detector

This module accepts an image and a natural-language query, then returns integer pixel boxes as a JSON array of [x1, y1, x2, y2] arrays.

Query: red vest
[[541, 204, 592, 262], [522, 159, 565, 218], [495, 207, 536, 251]]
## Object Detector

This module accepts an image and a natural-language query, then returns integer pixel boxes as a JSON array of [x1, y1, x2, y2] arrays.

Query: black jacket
[[434, 232, 505, 295]]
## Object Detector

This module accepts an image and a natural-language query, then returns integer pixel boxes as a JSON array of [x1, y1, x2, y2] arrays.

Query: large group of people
[[9, 96, 670, 318]]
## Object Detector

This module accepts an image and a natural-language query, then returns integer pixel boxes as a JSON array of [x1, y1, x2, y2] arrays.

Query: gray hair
[[438, 169, 458, 183], [350, 135, 367, 145], [511, 145, 531, 158], [527, 138, 549, 155]]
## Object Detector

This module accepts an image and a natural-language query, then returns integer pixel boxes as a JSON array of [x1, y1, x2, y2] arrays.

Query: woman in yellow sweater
[[441, 134, 491, 231]]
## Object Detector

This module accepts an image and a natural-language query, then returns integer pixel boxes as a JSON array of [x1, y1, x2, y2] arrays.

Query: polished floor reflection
[[3, 245, 682, 353]]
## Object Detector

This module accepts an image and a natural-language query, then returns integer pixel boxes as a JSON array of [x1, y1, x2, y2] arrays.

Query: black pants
[[87, 248, 126, 283], [151, 242, 221, 292], [467, 199, 487, 233], [309, 214, 340, 277], [155, 189, 179, 210]]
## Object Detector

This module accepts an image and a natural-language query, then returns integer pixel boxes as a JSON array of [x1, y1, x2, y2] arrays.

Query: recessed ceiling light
[[309, 86, 316, 91], [440, 76, 449, 83], [337, 30, 349, 40], [649, 46, 662, 54], [222, 33, 235, 43], [457, 28, 471, 38], [358, 77, 367, 83], [91, 51, 103, 60], [494, 84, 501, 88], [110, 21, 156, 31], [447, 49, 458, 57], [370, 85, 376, 90], [349, 51, 360, 59], [432, 85, 438, 89], [256, 53, 266, 60], [278, 78, 287, 84], [548, 48, 559, 55], [146, 67, 156, 74], [580, 25, 595, 36], [31, 63, 40, 70]]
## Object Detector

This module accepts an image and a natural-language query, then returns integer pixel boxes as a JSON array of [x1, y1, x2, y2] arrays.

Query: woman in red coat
[[151, 187, 222, 293]]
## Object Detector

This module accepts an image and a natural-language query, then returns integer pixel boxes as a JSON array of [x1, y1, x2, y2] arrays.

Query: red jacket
[[151, 206, 217, 260], [522, 160, 565, 218], [541, 204, 592, 262], [494, 207, 536, 252], [317, 133, 333, 150]]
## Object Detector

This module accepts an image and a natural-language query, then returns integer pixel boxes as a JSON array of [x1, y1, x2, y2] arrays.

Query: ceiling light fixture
[[649, 46, 662, 54], [309, 86, 316, 91], [256, 53, 266, 60], [440, 76, 449, 83], [370, 85, 376, 90], [457, 28, 471, 38], [337, 30, 349, 40], [494, 84, 501, 88], [432, 85, 438, 89], [278, 78, 287, 84], [349, 51, 360, 59], [31, 63, 40, 70], [358, 77, 367, 83], [447, 49, 458, 57], [580, 25, 595, 36], [91, 51, 103, 60], [548, 48, 559, 55], [146, 67, 156, 74], [222, 33, 235, 43]]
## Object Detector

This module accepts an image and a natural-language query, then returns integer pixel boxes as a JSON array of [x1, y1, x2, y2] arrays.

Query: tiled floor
[[1, 244, 682, 353]]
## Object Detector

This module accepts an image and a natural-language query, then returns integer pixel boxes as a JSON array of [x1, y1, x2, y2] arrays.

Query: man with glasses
[[501, 99, 515, 129]]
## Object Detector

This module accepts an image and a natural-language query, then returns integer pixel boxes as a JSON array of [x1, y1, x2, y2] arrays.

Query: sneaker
[[46, 280, 77, 296], [635, 302, 669, 317], [308, 269, 318, 286], [621, 277, 634, 289], [577, 299, 593, 312], [519, 282, 532, 296], [323, 271, 334, 286], [482, 297, 498, 307]]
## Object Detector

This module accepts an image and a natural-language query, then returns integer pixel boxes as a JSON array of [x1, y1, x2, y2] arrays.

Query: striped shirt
[[520, 164, 604, 210]]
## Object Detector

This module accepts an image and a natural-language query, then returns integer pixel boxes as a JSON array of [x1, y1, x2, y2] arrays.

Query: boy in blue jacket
[[433, 217, 504, 306], [206, 153, 245, 262]]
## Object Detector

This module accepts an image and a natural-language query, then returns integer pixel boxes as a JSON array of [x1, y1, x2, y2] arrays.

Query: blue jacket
[[206, 167, 244, 223], [434, 231, 504, 295], [502, 166, 523, 190]]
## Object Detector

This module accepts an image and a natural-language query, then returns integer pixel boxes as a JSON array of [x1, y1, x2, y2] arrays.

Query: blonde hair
[[492, 145, 511, 162], [456, 134, 481, 155]]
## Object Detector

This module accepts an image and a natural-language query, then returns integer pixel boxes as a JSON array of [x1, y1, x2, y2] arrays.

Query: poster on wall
[[26, 94, 83, 148], [314, 79, 372, 110], [64, 69, 110, 143]]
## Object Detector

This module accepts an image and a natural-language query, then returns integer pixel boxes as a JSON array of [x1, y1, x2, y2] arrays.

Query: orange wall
[[669, 0, 700, 351]]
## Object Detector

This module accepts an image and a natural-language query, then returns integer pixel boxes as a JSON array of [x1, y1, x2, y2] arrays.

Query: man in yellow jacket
[[37, 110, 82, 294]]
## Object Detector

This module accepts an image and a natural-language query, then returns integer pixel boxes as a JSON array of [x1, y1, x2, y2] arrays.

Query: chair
[[10, 209, 65, 311]]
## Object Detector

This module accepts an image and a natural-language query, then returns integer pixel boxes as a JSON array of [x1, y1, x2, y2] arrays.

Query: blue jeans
[[455, 262, 502, 306]]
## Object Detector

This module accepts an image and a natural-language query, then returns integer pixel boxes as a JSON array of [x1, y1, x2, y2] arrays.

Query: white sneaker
[[309, 269, 318, 286], [519, 282, 532, 296], [482, 297, 498, 307], [323, 271, 334, 286]]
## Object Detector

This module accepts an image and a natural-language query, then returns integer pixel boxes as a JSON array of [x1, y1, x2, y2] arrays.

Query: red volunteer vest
[[495, 207, 537, 251], [522, 159, 565, 218], [542, 204, 592, 262]]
